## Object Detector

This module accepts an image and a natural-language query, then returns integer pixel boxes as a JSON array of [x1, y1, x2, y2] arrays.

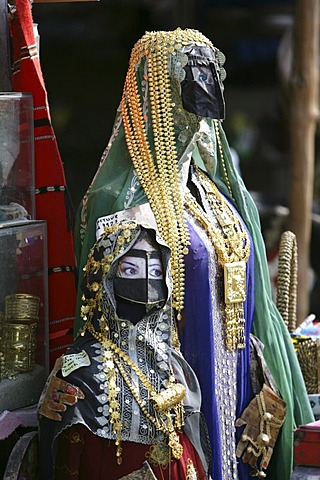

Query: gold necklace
[[85, 320, 185, 464], [185, 167, 250, 350], [121, 29, 224, 320], [79, 220, 186, 465], [194, 165, 250, 264]]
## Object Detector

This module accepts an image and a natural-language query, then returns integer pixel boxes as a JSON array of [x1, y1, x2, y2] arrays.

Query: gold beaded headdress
[[80, 221, 186, 464], [121, 28, 220, 320]]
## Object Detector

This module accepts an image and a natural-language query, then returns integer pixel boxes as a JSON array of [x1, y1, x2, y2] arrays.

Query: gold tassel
[[224, 261, 246, 350]]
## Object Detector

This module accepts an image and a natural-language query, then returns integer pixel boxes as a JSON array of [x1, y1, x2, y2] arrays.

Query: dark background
[[32, 0, 296, 209]]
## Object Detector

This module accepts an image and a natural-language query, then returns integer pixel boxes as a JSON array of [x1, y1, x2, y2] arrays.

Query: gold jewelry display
[[0, 293, 40, 377], [185, 166, 250, 350], [80, 221, 185, 465], [5, 293, 40, 322], [121, 28, 220, 320], [0, 321, 37, 372], [87, 320, 185, 464]]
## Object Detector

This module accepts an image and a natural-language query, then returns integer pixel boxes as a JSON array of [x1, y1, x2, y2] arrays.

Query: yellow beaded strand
[[121, 29, 215, 319], [184, 167, 250, 350]]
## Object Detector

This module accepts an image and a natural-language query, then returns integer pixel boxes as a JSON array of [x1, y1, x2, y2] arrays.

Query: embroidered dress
[[39, 214, 209, 479], [180, 166, 254, 480]]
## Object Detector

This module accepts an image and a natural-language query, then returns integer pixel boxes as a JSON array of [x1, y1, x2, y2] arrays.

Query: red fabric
[[55, 425, 207, 479], [10, 0, 77, 367]]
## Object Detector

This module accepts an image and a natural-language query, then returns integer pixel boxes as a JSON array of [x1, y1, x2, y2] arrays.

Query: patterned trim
[[35, 185, 66, 194], [34, 105, 48, 111], [21, 44, 37, 56], [12, 44, 38, 74], [50, 316, 76, 325], [48, 265, 75, 274], [34, 134, 55, 141]]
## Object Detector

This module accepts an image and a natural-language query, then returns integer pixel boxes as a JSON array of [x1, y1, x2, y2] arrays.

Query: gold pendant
[[168, 430, 183, 459], [146, 441, 170, 468], [151, 383, 186, 411], [224, 261, 246, 350], [224, 261, 246, 304]]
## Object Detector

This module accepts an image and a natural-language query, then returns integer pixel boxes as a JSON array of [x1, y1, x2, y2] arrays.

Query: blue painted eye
[[199, 73, 207, 81]]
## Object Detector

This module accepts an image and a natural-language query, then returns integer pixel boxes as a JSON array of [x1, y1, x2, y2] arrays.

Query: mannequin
[[38, 28, 313, 480]]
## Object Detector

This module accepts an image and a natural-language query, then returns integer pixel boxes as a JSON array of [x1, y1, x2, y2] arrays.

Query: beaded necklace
[[185, 165, 250, 350], [121, 28, 224, 321], [80, 221, 186, 465]]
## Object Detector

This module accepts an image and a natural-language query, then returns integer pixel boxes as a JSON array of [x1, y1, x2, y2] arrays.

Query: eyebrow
[[120, 260, 139, 267]]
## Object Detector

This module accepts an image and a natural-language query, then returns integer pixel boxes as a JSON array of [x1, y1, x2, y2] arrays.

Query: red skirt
[[55, 424, 206, 479]]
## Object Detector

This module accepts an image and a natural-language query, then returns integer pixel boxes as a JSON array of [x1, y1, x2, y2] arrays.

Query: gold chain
[[185, 192, 250, 268], [86, 320, 185, 462], [193, 165, 250, 264], [121, 29, 216, 320], [185, 168, 250, 350]]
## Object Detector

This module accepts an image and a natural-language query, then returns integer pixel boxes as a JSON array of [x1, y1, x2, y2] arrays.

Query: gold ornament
[[86, 320, 185, 464], [152, 383, 186, 412], [121, 28, 218, 319], [79, 221, 185, 464], [185, 165, 250, 350], [5, 293, 40, 322]]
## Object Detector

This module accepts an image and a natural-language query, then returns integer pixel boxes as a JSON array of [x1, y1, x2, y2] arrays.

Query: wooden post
[[289, 0, 319, 324], [0, 0, 11, 91]]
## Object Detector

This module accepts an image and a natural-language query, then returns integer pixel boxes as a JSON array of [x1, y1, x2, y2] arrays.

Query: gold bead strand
[[214, 119, 235, 202], [146, 42, 188, 316], [152, 42, 189, 316], [147, 49, 176, 239], [121, 63, 165, 235]]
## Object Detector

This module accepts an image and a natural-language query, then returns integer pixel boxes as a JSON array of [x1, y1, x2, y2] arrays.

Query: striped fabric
[[10, 0, 77, 367]]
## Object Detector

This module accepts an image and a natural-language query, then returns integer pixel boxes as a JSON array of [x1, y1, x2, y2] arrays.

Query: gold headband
[[130, 28, 214, 65]]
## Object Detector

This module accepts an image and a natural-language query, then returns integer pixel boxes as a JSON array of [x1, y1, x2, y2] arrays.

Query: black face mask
[[114, 249, 167, 305], [181, 46, 225, 120], [114, 278, 167, 304]]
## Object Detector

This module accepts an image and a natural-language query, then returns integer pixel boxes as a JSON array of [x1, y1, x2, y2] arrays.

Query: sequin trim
[[187, 211, 239, 480], [91, 306, 173, 445]]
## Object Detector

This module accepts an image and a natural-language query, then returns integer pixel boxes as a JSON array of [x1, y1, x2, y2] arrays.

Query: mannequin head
[[181, 45, 225, 120], [114, 230, 167, 305]]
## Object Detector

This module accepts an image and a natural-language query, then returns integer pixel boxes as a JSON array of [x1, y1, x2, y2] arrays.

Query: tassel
[[224, 261, 246, 350]]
